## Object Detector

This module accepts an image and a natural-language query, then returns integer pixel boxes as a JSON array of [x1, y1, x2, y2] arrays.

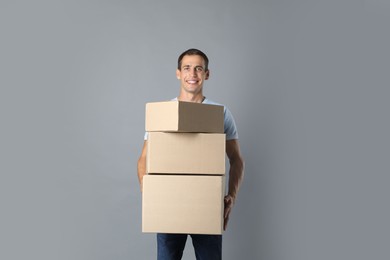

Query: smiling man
[[138, 48, 244, 260]]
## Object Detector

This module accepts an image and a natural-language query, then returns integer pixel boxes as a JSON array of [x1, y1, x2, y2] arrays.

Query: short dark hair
[[177, 48, 209, 71]]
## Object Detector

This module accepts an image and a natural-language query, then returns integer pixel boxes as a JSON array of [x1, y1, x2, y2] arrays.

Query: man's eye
[[196, 67, 204, 72], [183, 67, 190, 71]]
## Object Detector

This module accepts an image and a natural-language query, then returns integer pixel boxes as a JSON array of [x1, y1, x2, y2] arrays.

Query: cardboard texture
[[146, 132, 226, 175], [142, 175, 225, 235], [145, 101, 224, 133]]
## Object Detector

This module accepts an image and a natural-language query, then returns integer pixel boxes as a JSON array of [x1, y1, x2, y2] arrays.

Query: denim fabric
[[157, 233, 222, 260]]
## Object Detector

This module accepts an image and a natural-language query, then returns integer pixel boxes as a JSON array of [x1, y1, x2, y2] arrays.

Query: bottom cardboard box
[[142, 175, 225, 235]]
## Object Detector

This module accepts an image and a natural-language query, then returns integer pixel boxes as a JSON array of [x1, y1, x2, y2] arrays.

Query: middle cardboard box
[[146, 132, 226, 175]]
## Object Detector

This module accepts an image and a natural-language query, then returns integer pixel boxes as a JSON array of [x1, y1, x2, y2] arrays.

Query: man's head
[[177, 48, 209, 72], [176, 49, 210, 97]]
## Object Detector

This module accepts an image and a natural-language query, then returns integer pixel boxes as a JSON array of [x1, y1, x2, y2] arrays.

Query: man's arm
[[137, 140, 147, 192], [224, 139, 245, 230]]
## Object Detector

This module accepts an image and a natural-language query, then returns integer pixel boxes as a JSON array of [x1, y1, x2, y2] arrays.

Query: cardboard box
[[142, 175, 225, 234], [145, 101, 224, 133], [147, 132, 225, 175]]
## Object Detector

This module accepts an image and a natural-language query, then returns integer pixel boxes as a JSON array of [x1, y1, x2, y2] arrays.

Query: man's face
[[176, 55, 209, 95]]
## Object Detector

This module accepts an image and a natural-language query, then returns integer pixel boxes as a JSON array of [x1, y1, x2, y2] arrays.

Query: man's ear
[[205, 70, 210, 80], [176, 69, 180, 79]]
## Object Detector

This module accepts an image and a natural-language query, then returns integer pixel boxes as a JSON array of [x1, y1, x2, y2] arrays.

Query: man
[[137, 48, 244, 260]]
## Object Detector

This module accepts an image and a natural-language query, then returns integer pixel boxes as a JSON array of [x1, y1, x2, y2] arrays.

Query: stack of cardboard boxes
[[142, 100, 226, 235]]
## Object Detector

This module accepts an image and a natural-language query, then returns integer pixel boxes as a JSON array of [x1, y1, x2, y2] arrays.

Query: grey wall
[[1, 0, 389, 259]]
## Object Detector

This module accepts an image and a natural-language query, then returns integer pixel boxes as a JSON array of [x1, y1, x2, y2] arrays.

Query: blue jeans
[[157, 233, 222, 260]]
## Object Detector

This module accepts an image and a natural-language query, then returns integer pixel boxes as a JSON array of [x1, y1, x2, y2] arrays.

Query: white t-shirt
[[144, 97, 238, 140]]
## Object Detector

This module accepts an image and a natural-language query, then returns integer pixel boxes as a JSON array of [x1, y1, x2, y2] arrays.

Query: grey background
[[1, 0, 389, 259]]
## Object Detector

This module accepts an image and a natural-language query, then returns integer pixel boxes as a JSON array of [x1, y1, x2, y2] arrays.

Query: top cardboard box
[[145, 101, 224, 133]]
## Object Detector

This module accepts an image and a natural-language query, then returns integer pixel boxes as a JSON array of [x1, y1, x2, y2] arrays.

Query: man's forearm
[[227, 157, 244, 202], [137, 158, 146, 190], [137, 141, 148, 192]]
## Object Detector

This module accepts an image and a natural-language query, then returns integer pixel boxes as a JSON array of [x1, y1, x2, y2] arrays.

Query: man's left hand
[[223, 195, 234, 230]]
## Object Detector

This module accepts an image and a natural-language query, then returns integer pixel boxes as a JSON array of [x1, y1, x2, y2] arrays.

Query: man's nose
[[190, 68, 197, 77]]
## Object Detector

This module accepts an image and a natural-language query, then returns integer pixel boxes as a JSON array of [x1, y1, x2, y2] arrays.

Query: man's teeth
[[188, 80, 197, 83]]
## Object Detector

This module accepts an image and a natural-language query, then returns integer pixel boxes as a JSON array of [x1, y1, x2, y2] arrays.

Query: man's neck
[[178, 93, 204, 103]]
